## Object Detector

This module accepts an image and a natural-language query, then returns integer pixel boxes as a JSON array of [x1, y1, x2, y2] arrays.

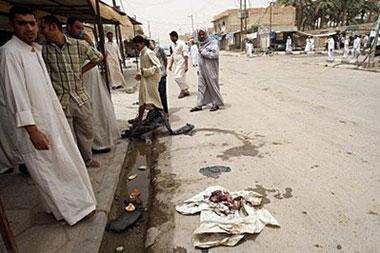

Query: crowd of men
[[0, 5, 224, 226]]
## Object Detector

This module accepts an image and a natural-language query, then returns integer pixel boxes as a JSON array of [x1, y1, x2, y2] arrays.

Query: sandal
[[190, 106, 202, 112]]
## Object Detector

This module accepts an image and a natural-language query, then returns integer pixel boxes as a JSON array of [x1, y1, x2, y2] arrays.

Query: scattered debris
[[176, 186, 279, 249], [115, 246, 125, 252], [138, 165, 147, 171], [199, 165, 231, 179], [128, 174, 138, 181], [125, 203, 136, 212], [130, 188, 142, 199], [145, 227, 160, 248]]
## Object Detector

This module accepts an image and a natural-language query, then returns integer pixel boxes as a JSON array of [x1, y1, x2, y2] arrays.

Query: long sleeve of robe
[[0, 36, 96, 225]]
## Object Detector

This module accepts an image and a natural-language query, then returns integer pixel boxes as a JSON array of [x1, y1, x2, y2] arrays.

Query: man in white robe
[[310, 36, 315, 51], [190, 40, 199, 67], [67, 17, 119, 152], [286, 36, 293, 54], [0, 6, 96, 225], [105, 32, 128, 89], [343, 35, 350, 59], [304, 37, 311, 53], [168, 31, 190, 99], [327, 36, 335, 62], [352, 35, 361, 63]]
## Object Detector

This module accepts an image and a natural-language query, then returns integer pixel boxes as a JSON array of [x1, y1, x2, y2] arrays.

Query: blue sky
[[105, 0, 269, 45]]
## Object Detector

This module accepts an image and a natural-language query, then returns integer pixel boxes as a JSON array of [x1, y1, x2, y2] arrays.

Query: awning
[[0, 0, 132, 26], [296, 30, 337, 37]]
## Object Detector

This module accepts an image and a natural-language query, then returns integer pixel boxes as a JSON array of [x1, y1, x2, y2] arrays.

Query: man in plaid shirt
[[40, 15, 103, 168]]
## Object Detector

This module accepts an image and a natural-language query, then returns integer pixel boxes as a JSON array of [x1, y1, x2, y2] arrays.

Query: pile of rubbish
[[121, 108, 194, 140], [176, 186, 280, 249]]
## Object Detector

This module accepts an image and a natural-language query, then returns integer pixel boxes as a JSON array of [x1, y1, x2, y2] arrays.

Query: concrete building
[[212, 5, 296, 50]]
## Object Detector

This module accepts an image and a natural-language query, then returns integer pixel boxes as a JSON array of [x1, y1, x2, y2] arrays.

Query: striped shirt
[[42, 36, 102, 109]]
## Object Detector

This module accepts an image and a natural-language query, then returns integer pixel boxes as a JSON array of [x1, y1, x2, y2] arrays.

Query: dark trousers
[[158, 76, 168, 113]]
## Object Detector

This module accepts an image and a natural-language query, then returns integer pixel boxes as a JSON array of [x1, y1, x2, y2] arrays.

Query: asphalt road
[[145, 53, 380, 253]]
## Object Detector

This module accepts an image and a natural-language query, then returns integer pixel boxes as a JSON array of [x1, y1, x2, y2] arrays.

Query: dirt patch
[[217, 143, 261, 161], [246, 185, 294, 206]]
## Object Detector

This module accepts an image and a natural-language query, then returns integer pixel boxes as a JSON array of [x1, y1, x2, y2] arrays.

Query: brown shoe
[[86, 160, 100, 168]]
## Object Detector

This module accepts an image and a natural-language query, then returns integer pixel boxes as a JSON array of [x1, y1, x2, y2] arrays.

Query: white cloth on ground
[[171, 40, 189, 91], [176, 186, 280, 249], [0, 36, 96, 225], [105, 41, 127, 88], [83, 64, 119, 150]]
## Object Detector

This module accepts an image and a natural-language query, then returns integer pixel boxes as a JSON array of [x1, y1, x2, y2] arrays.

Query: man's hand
[[25, 126, 50, 150], [168, 65, 172, 71], [83, 32, 94, 47], [185, 66, 189, 72], [135, 73, 142, 81]]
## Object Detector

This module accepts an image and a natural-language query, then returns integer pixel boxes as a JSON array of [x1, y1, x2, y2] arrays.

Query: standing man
[[132, 35, 162, 122], [352, 35, 361, 63], [285, 36, 292, 54], [39, 15, 102, 168], [304, 36, 311, 53], [189, 40, 199, 67], [190, 29, 224, 112], [149, 40, 169, 116], [343, 35, 350, 59], [310, 36, 315, 51], [0, 6, 96, 225], [66, 17, 119, 153], [168, 31, 190, 99], [327, 35, 335, 62], [105, 31, 128, 89]]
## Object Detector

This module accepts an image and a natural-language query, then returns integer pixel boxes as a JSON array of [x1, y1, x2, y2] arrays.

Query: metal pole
[[95, 0, 111, 92], [188, 14, 194, 34], [148, 21, 152, 38]]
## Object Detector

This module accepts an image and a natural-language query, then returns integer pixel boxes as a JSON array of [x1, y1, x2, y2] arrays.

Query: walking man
[[352, 35, 361, 63], [132, 35, 162, 122], [168, 31, 190, 98], [105, 32, 128, 89], [0, 6, 96, 225], [190, 29, 224, 112], [40, 15, 103, 167], [149, 40, 169, 116]]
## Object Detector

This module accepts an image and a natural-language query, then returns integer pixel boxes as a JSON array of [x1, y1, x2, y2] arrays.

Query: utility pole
[[147, 21, 152, 38], [188, 14, 194, 35], [239, 0, 248, 50], [269, 1, 273, 48]]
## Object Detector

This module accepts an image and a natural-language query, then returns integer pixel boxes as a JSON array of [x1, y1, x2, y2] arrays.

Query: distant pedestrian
[[327, 35, 335, 62], [310, 36, 315, 51], [304, 36, 311, 53], [352, 35, 361, 62], [105, 32, 128, 89], [149, 40, 169, 116], [131, 35, 162, 122], [168, 31, 190, 98], [343, 35, 350, 59], [190, 29, 224, 112], [286, 36, 292, 54], [190, 40, 199, 67], [362, 34, 369, 49]]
